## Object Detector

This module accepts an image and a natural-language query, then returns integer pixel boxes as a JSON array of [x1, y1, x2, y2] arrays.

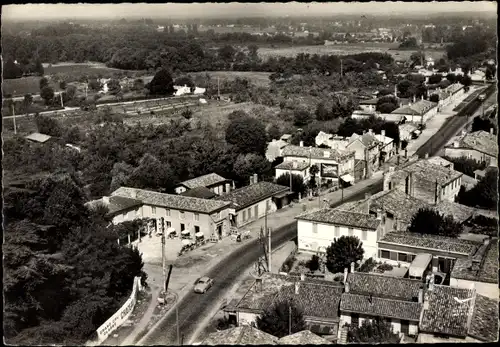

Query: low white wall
[[91, 276, 143, 344]]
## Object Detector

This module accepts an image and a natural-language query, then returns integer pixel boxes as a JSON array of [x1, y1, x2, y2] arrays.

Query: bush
[[358, 257, 378, 273], [307, 255, 320, 272], [378, 263, 393, 272]]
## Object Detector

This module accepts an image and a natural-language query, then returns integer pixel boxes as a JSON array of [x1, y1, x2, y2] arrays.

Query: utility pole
[[268, 227, 272, 273], [161, 233, 166, 293], [11, 104, 17, 135], [289, 169, 293, 192], [176, 307, 180, 345], [60, 92, 64, 108]]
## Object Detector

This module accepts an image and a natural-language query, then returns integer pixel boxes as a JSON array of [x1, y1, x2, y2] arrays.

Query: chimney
[[323, 151, 330, 158], [418, 288, 424, 303], [453, 141, 459, 148], [256, 278, 263, 292], [425, 153, 429, 159], [368, 129, 373, 135], [413, 95, 416, 103], [376, 208, 382, 220], [292, 161, 298, 169], [249, 176, 254, 185], [404, 149, 408, 158], [300, 141, 304, 147], [253, 173, 258, 184], [345, 282, 350, 293], [381, 129, 386, 137], [102, 196, 110, 205], [350, 262, 355, 273], [490, 128, 494, 134], [295, 282, 300, 295], [343, 267, 348, 283], [428, 274, 435, 291], [471, 259, 481, 271], [300, 273, 305, 281], [131, 190, 137, 199], [421, 95, 424, 101]]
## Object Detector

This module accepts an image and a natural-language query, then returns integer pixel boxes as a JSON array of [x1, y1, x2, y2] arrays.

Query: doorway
[[217, 224, 223, 240]]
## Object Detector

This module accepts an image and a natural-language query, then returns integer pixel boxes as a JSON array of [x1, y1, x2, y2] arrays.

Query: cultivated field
[[258, 43, 446, 61], [189, 71, 272, 88]]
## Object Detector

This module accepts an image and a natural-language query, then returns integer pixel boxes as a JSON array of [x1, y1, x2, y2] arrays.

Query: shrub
[[378, 263, 393, 272], [307, 255, 320, 272], [358, 257, 378, 273]]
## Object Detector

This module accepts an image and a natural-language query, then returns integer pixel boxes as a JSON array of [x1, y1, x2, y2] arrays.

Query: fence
[[87, 276, 143, 345]]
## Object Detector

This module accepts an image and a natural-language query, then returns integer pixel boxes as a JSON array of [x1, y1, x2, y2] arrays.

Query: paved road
[[139, 182, 383, 346], [415, 84, 496, 158]]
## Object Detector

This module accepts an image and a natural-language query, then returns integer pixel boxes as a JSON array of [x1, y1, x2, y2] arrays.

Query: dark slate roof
[[295, 208, 381, 230], [213, 181, 289, 211], [202, 326, 278, 345], [340, 293, 422, 321], [179, 173, 229, 189], [468, 294, 499, 342], [346, 272, 422, 301], [450, 240, 498, 284], [281, 145, 354, 160], [278, 330, 333, 345], [420, 285, 476, 337], [392, 99, 437, 116], [393, 159, 463, 186], [275, 161, 310, 171], [180, 186, 217, 199], [274, 282, 343, 320], [379, 231, 481, 256], [111, 187, 230, 214]]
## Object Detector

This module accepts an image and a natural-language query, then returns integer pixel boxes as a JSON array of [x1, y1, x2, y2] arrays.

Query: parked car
[[194, 277, 214, 294]]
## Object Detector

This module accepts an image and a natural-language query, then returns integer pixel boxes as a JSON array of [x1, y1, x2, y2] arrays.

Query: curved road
[[140, 182, 383, 346]]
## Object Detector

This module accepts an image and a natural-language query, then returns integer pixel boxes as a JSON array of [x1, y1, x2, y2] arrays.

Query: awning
[[195, 231, 204, 238], [167, 227, 176, 234], [340, 174, 354, 183], [182, 239, 193, 246], [181, 230, 190, 235], [409, 253, 433, 278]]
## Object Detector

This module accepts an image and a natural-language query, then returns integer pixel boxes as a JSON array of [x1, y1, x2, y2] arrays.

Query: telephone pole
[[11, 105, 17, 135], [161, 233, 166, 293], [60, 92, 64, 108], [268, 227, 272, 273]]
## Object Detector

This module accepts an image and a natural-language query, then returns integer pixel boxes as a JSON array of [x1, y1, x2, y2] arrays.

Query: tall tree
[[147, 69, 175, 96], [408, 208, 463, 237], [347, 318, 400, 344], [233, 153, 271, 184], [325, 236, 364, 274], [39, 77, 49, 90], [34, 59, 45, 76], [276, 173, 307, 195], [256, 299, 307, 338], [40, 86, 55, 105], [4, 58, 23, 79], [225, 113, 267, 155]]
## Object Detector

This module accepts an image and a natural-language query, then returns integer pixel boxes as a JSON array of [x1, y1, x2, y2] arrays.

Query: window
[[334, 226, 340, 237], [380, 250, 390, 259], [398, 253, 408, 262], [166, 221, 171, 228], [180, 223, 185, 231], [390, 251, 398, 261], [348, 228, 353, 236], [152, 206, 156, 214], [401, 320, 410, 335], [312, 223, 318, 233], [361, 230, 367, 241], [408, 254, 416, 262], [223, 184, 227, 193], [248, 208, 252, 219], [351, 314, 360, 327], [194, 213, 199, 221], [194, 226, 200, 233], [243, 210, 247, 221], [179, 211, 185, 220], [166, 209, 171, 217]]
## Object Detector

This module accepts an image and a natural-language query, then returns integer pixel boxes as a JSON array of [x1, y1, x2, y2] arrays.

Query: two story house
[[174, 173, 233, 196], [110, 187, 232, 240], [281, 143, 356, 186], [295, 208, 382, 258], [444, 130, 498, 167]]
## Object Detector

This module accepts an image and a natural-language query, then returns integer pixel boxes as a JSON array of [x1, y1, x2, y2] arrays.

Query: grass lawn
[[2, 76, 61, 97], [258, 43, 446, 61], [189, 71, 272, 88]]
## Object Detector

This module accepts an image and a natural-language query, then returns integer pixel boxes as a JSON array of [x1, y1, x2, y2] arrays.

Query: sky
[[2, 2, 497, 21]]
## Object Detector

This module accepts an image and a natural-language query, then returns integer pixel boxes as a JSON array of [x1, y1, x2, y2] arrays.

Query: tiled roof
[[455, 130, 498, 157], [379, 232, 480, 256], [365, 189, 431, 223], [435, 201, 476, 224], [180, 186, 217, 199], [295, 208, 381, 230], [86, 196, 143, 215], [25, 132, 52, 143], [468, 294, 499, 342], [340, 293, 422, 321], [278, 330, 333, 345], [274, 282, 343, 320], [394, 159, 463, 186], [374, 133, 394, 146], [179, 173, 229, 189], [213, 181, 289, 211], [111, 187, 230, 214], [281, 145, 354, 160], [460, 174, 477, 191], [426, 156, 453, 168], [346, 272, 422, 301], [348, 133, 381, 148], [392, 99, 437, 116], [275, 161, 310, 171], [420, 285, 476, 337], [450, 240, 498, 284], [202, 326, 278, 345]]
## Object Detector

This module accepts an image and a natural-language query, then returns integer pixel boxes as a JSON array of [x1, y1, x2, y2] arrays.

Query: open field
[[258, 43, 446, 61], [189, 71, 272, 88], [43, 62, 145, 76], [2, 76, 62, 97]]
